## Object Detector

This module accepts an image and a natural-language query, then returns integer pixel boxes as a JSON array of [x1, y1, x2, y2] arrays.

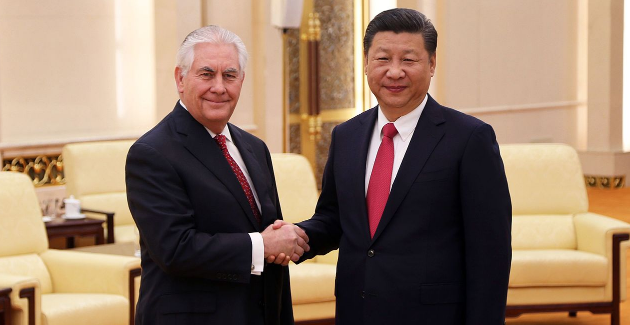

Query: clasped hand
[[261, 220, 309, 266]]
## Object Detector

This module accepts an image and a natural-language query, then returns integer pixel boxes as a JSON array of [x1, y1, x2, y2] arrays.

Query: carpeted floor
[[506, 187, 630, 325]]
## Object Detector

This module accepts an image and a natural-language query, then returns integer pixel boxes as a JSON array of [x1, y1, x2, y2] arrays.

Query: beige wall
[[435, 0, 581, 147], [0, 0, 156, 145], [0, 0, 627, 180], [0, 0, 284, 153]]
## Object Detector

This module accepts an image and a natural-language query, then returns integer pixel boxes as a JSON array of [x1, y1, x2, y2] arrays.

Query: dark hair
[[363, 8, 437, 57]]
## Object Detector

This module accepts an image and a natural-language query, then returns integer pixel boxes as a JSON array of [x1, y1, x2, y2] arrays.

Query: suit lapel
[[229, 124, 275, 229], [350, 108, 378, 241], [371, 96, 446, 242], [172, 104, 261, 230]]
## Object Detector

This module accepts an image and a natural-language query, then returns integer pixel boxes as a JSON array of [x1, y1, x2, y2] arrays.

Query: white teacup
[[64, 195, 81, 216]]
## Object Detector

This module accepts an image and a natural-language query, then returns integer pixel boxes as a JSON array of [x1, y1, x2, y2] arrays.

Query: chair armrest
[[0, 273, 40, 325], [575, 212, 630, 302], [81, 208, 115, 243], [40, 249, 140, 298], [574, 212, 630, 256]]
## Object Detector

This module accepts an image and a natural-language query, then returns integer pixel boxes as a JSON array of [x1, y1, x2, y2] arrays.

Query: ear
[[174, 67, 185, 93], [364, 55, 368, 75], [429, 54, 437, 77]]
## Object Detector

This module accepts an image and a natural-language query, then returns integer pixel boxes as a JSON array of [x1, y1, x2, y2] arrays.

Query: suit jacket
[[298, 95, 512, 325], [126, 102, 294, 325]]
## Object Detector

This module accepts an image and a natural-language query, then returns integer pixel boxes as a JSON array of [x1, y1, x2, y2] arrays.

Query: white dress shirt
[[180, 101, 265, 275], [365, 95, 428, 196]]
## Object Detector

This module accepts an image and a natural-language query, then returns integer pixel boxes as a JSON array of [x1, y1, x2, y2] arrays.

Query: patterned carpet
[[506, 187, 630, 325]]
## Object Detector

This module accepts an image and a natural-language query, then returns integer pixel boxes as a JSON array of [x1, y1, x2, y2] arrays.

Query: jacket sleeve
[[459, 123, 512, 324], [297, 126, 344, 261]]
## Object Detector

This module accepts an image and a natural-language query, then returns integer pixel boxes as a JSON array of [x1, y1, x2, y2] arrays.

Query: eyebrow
[[197, 67, 215, 74], [374, 47, 418, 55], [196, 66, 240, 74]]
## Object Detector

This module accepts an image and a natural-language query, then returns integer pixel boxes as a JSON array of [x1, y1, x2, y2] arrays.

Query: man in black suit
[[126, 25, 307, 325], [271, 8, 512, 324]]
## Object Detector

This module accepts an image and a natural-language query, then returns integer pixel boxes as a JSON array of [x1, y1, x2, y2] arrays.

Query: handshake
[[261, 220, 309, 266]]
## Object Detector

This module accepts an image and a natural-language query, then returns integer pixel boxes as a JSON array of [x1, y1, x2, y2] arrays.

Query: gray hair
[[176, 25, 248, 77]]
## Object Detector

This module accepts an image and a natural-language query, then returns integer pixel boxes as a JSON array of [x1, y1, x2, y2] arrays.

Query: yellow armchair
[[271, 153, 336, 323], [0, 171, 140, 325], [501, 143, 630, 323], [62, 140, 136, 243]]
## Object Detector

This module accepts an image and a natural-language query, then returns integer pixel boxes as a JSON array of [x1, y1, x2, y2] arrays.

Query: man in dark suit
[[271, 8, 512, 324], [126, 25, 308, 325]]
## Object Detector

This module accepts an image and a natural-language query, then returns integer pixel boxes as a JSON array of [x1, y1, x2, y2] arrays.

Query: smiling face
[[365, 31, 436, 121], [175, 42, 244, 133]]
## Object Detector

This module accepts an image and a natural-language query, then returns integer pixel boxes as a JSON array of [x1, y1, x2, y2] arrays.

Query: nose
[[209, 76, 227, 95], [385, 62, 405, 79]]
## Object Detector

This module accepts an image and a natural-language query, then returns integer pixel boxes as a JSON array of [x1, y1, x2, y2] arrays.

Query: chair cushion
[[42, 293, 128, 325], [512, 215, 576, 249], [500, 144, 588, 215], [507, 286, 607, 305], [112, 224, 137, 243], [0, 172, 49, 256], [81, 192, 134, 227], [510, 250, 607, 287], [289, 263, 336, 304]]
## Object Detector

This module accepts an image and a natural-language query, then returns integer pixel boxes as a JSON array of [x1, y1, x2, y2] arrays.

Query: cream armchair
[[62, 140, 136, 243], [0, 171, 140, 325], [271, 153, 336, 323], [502, 144, 630, 324]]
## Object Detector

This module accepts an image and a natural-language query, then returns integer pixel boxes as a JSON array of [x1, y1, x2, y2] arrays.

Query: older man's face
[[175, 42, 244, 133], [365, 31, 435, 120]]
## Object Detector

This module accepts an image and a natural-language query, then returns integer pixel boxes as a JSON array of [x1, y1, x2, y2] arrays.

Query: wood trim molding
[[0, 287, 11, 325], [129, 268, 142, 325], [19, 287, 35, 325]]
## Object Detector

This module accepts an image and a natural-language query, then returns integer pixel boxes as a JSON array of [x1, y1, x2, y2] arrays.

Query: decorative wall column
[[579, 0, 629, 188]]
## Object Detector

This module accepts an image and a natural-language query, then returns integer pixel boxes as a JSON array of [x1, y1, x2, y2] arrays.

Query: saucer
[[62, 214, 86, 220]]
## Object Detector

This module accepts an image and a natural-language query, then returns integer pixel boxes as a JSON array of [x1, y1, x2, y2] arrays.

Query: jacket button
[[367, 249, 375, 257], [361, 291, 365, 299]]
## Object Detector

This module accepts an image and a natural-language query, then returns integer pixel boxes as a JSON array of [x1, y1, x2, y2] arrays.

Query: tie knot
[[214, 134, 227, 151], [382, 123, 398, 139]]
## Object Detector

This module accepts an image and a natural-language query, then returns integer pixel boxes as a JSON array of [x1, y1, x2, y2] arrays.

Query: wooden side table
[[45, 217, 105, 248], [0, 287, 11, 325]]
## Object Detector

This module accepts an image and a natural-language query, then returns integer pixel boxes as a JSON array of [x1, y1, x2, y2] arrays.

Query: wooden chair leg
[[611, 234, 629, 325]]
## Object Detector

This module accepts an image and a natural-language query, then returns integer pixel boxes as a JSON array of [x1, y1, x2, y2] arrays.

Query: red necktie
[[214, 134, 262, 224], [366, 123, 398, 238]]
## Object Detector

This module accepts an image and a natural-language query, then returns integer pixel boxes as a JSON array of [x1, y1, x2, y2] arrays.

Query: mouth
[[384, 86, 407, 93], [203, 98, 229, 104]]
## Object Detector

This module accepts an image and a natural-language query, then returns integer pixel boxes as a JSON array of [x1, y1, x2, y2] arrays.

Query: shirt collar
[[179, 100, 233, 143], [376, 94, 428, 142]]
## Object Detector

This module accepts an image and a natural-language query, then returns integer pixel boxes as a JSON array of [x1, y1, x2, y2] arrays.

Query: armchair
[[62, 140, 136, 243], [0, 171, 140, 325], [271, 153, 336, 324], [501, 143, 630, 324]]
